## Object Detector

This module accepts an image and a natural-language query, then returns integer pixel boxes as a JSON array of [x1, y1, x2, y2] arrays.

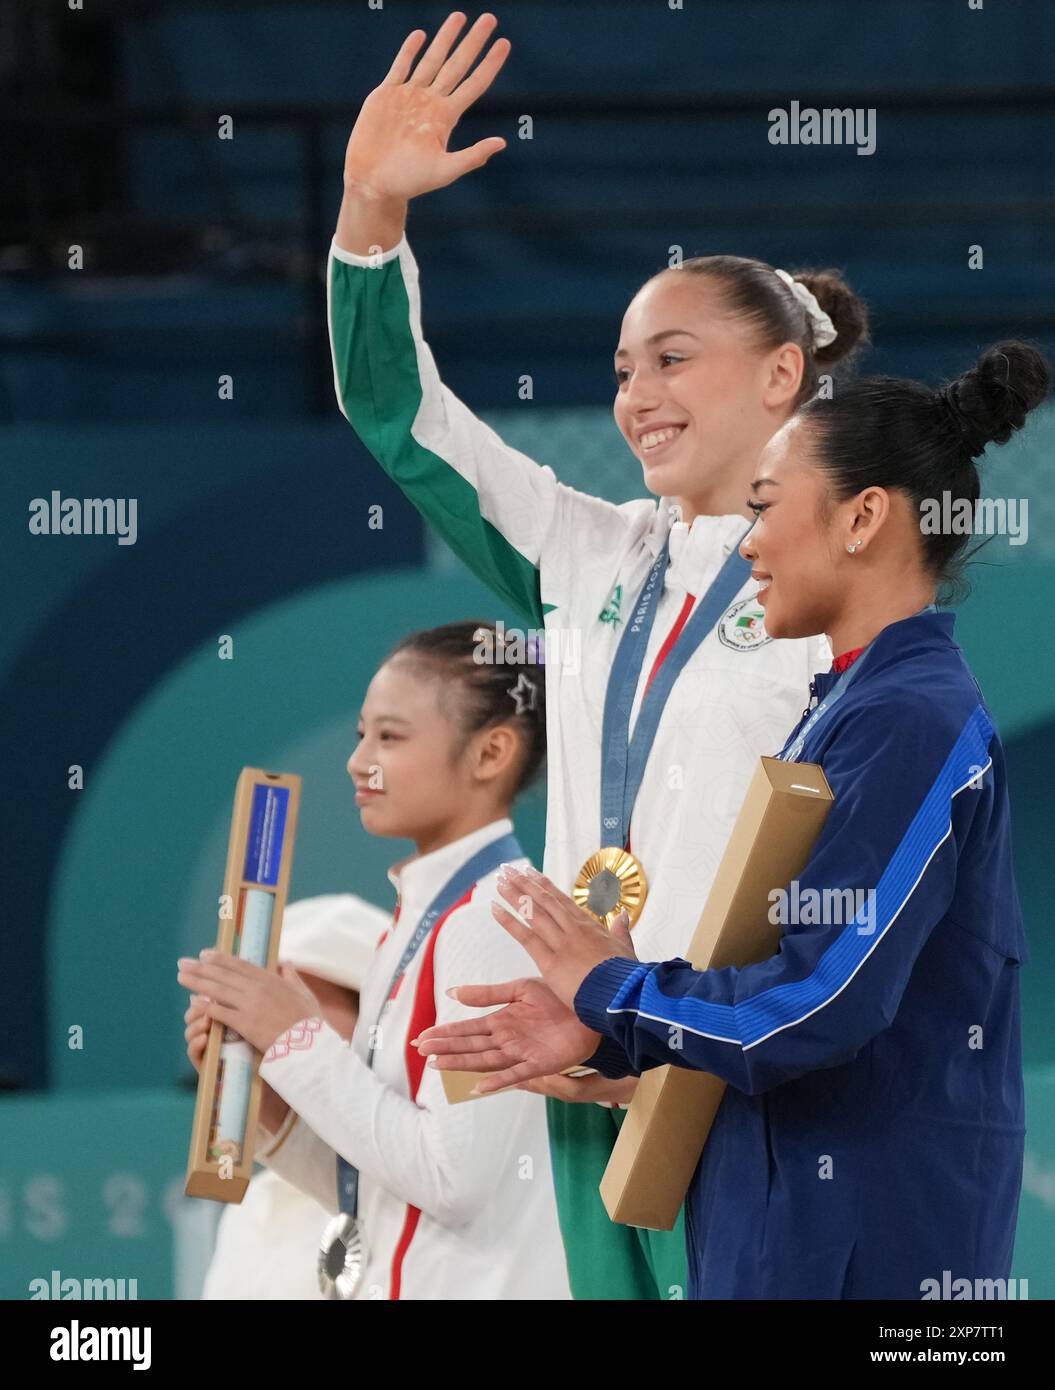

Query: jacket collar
[[811, 608, 958, 700], [647, 496, 755, 595], [385, 816, 515, 916]]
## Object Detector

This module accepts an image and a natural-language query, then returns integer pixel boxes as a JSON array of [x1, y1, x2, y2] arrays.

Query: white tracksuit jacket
[[254, 819, 571, 1300], [326, 235, 833, 963]]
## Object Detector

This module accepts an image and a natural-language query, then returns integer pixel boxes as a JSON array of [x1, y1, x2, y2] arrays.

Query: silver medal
[[318, 1212, 366, 1299]]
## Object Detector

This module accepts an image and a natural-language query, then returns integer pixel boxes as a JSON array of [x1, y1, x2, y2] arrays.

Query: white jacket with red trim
[[254, 818, 571, 1300]]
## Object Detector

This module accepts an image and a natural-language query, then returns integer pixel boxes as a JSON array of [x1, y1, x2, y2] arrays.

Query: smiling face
[[739, 416, 846, 641], [742, 414, 940, 652], [613, 270, 804, 518]]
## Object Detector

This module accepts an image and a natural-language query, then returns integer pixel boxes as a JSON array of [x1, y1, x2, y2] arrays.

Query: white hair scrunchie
[[773, 268, 838, 349]]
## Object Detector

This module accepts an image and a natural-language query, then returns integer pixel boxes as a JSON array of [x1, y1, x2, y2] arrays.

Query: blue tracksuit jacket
[[576, 609, 1028, 1299]]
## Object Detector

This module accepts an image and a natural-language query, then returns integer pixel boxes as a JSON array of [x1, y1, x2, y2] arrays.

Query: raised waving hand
[[343, 11, 510, 204]]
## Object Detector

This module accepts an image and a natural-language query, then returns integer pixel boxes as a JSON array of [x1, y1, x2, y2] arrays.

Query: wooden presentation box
[[600, 756, 834, 1230], [185, 768, 301, 1203]]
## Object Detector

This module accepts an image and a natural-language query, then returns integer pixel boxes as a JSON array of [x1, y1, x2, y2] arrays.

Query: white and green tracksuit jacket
[[326, 233, 832, 1299]]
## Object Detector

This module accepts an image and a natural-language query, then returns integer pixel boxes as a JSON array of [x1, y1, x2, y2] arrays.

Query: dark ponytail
[[800, 340, 1051, 591], [651, 255, 870, 405], [385, 620, 546, 797]]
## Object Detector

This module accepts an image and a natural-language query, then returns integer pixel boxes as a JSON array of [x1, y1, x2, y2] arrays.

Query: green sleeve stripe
[[328, 254, 547, 628]]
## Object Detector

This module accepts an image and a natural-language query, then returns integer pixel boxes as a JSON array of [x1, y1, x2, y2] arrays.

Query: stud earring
[[847, 541, 860, 554]]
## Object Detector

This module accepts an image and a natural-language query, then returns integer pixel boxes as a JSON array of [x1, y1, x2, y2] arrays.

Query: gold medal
[[573, 846, 648, 929]]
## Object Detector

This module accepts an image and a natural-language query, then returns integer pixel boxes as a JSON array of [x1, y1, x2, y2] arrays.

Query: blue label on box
[[243, 784, 289, 886]]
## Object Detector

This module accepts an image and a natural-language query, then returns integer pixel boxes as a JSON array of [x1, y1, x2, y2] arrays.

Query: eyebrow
[[357, 713, 412, 725], [614, 330, 700, 360], [749, 478, 781, 492]]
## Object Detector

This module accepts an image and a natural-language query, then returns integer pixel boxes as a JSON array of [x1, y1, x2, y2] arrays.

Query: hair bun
[[788, 267, 870, 367], [938, 341, 1052, 458]]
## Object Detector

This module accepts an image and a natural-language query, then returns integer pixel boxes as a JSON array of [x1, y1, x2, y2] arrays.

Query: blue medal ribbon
[[335, 831, 523, 1216], [776, 651, 873, 764], [599, 533, 752, 847]]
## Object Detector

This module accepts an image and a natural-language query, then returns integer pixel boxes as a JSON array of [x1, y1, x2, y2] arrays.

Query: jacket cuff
[[583, 1035, 637, 1081], [258, 1016, 342, 1102], [574, 957, 650, 1077]]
